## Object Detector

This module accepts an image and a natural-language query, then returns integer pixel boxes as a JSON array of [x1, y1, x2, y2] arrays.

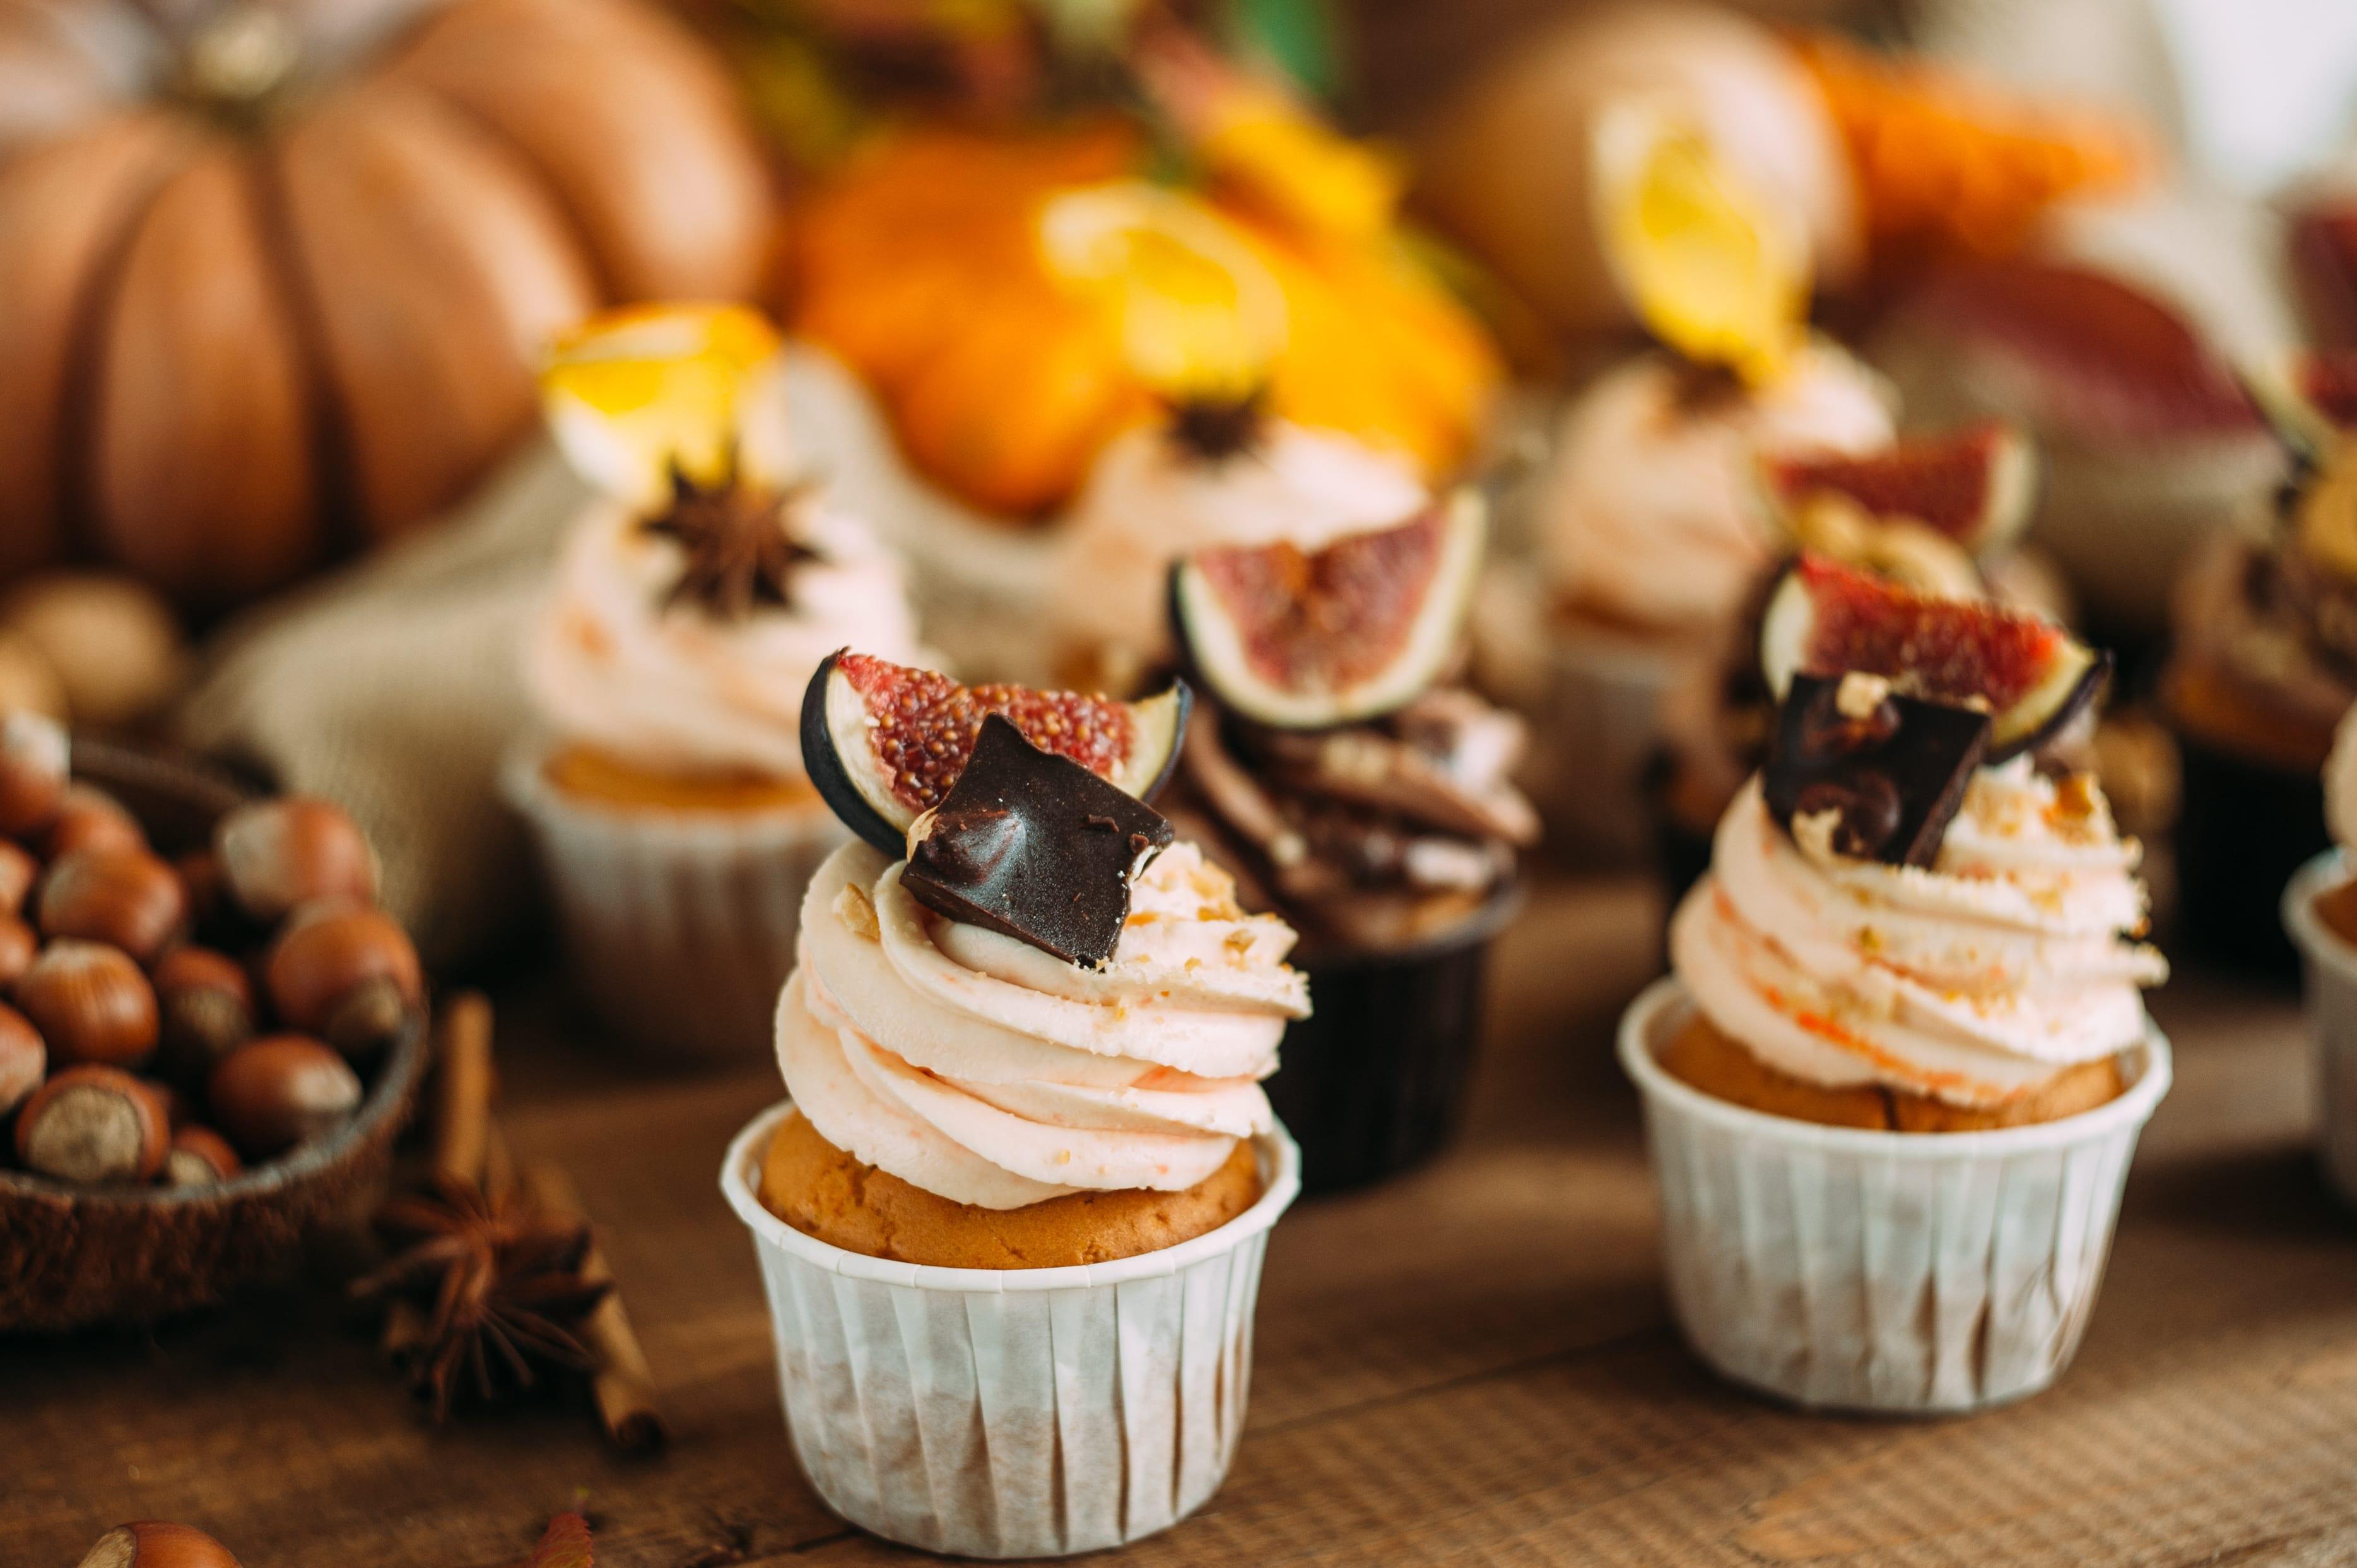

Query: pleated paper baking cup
[[502, 747, 845, 1065], [720, 1102, 1301, 1559], [1619, 979, 2171, 1414], [2284, 851, 2357, 1205]]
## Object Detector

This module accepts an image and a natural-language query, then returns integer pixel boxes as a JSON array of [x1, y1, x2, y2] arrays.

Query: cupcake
[[785, 39, 1498, 680], [1624, 554, 2171, 1412], [1478, 103, 1897, 859], [2161, 424, 2357, 973], [1161, 496, 1539, 1190], [504, 305, 931, 1062], [2282, 705, 2357, 1205], [1048, 406, 1428, 692], [720, 650, 1303, 1557]]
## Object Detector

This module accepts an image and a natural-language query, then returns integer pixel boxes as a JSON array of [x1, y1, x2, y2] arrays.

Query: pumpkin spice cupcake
[[1160, 496, 1540, 1189], [721, 652, 1302, 1557], [1476, 103, 1895, 860], [1623, 555, 2170, 1412], [787, 40, 1498, 681], [505, 305, 930, 1062], [2162, 389, 2357, 973]]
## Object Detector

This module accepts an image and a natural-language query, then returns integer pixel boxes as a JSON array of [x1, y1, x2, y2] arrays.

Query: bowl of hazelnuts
[[0, 710, 429, 1331]]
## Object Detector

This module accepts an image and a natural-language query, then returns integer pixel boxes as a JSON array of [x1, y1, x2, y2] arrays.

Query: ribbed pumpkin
[[791, 121, 1500, 519], [0, 0, 777, 609]]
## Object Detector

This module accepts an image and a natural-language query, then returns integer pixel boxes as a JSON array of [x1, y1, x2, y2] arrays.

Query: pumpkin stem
[[176, 4, 302, 127]]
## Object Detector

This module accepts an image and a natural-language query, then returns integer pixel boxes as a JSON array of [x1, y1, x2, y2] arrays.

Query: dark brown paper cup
[[1269, 886, 1524, 1194]]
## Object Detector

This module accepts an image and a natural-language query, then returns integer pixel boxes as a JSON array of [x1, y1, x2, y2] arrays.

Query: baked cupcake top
[[1052, 414, 1428, 675], [529, 304, 928, 783], [782, 838, 1303, 1208], [1672, 763, 2165, 1106], [784, 654, 1305, 1210], [1541, 345, 1895, 633], [1671, 556, 2165, 1109]]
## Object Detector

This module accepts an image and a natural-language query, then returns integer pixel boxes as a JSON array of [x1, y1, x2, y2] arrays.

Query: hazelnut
[[152, 945, 256, 1087], [208, 1034, 361, 1158], [0, 708, 67, 838], [265, 902, 422, 1060], [0, 1000, 42, 1116], [15, 1065, 168, 1184], [38, 846, 187, 964], [163, 1123, 244, 1188], [78, 1521, 242, 1568], [0, 912, 33, 989], [0, 840, 36, 911], [216, 796, 377, 923], [0, 571, 189, 729], [15, 938, 160, 1068], [44, 783, 146, 860]]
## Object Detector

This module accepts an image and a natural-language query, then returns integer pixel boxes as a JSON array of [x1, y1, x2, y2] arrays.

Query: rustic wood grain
[[6, 871, 2357, 1566]]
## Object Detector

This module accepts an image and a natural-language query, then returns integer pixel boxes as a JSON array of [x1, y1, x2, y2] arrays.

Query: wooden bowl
[[0, 740, 429, 1331]]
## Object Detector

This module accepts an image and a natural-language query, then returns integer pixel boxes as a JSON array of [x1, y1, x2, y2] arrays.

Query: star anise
[[1167, 390, 1268, 464], [351, 1176, 611, 1422], [641, 451, 823, 621]]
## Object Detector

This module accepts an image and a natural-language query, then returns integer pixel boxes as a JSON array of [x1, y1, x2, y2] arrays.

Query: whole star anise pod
[[642, 450, 823, 621], [351, 1176, 611, 1421]]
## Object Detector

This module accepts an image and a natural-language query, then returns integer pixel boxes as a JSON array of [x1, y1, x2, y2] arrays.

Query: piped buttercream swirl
[[526, 496, 927, 780], [778, 839, 1309, 1208], [1671, 763, 2166, 1107]]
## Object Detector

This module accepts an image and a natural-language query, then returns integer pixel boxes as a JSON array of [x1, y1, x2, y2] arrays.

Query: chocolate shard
[[902, 714, 1175, 968], [1763, 672, 1990, 867]]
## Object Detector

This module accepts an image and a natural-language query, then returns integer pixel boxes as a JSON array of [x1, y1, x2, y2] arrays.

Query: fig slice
[[1762, 421, 2037, 554], [801, 650, 1189, 853], [1760, 554, 2107, 760], [1169, 490, 1484, 730]]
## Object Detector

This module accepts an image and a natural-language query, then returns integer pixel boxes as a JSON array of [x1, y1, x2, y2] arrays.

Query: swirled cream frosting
[[1671, 761, 2166, 1107], [526, 496, 926, 780], [1543, 344, 1894, 631], [778, 839, 1309, 1208], [1052, 419, 1429, 667]]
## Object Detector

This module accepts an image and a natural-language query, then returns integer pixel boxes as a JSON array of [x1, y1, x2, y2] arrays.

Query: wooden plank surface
[[7, 870, 2356, 1567]]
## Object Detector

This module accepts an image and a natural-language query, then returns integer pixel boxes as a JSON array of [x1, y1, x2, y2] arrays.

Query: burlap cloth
[[175, 440, 589, 971]]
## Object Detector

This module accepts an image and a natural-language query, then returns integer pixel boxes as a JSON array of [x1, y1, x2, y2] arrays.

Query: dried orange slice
[[540, 303, 785, 507]]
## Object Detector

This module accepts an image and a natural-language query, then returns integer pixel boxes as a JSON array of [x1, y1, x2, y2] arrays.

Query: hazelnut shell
[[216, 797, 377, 922], [266, 903, 421, 1060], [15, 938, 159, 1069], [152, 945, 257, 1087], [163, 1124, 245, 1188], [78, 1521, 243, 1568], [0, 840, 37, 911], [44, 783, 146, 860], [38, 846, 187, 965], [0, 999, 42, 1115], [0, 912, 35, 990], [0, 709, 67, 838], [208, 1034, 361, 1159], [15, 1065, 168, 1185]]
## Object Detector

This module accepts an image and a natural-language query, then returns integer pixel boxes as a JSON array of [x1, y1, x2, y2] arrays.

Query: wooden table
[[9, 871, 2357, 1566]]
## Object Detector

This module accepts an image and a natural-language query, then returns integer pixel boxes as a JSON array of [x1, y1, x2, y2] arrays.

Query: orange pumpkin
[[0, 0, 777, 609], [791, 122, 1500, 520]]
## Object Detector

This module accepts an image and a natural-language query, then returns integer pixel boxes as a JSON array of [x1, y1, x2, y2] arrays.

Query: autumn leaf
[[521, 1512, 593, 1568]]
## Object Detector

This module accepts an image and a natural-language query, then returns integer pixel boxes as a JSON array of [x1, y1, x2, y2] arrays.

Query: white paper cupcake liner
[[2284, 851, 2357, 1205], [720, 1102, 1301, 1558], [1618, 978, 2171, 1414], [502, 747, 845, 1065], [1471, 570, 1696, 863]]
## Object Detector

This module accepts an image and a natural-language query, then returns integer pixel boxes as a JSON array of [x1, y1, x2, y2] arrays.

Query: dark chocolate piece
[[902, 714, 1175, 968], [1763, 673, 1989, 867]]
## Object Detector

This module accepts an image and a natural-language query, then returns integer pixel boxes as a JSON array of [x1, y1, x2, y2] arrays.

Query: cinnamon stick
[[430, 991, 495, 1188], [522, 1158, 668, 1454]]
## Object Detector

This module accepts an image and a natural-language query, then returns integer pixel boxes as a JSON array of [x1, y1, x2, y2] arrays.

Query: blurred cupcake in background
[[785, 33, 1499, 681], [2164, 378, 2357, 973], [2284, 699, 2357, 1206], [1474, 98, 1895, 861], [1162, 494, 1539, 1190], [505, 304, 931, 1063], [1650, 418, 2057, 911]]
